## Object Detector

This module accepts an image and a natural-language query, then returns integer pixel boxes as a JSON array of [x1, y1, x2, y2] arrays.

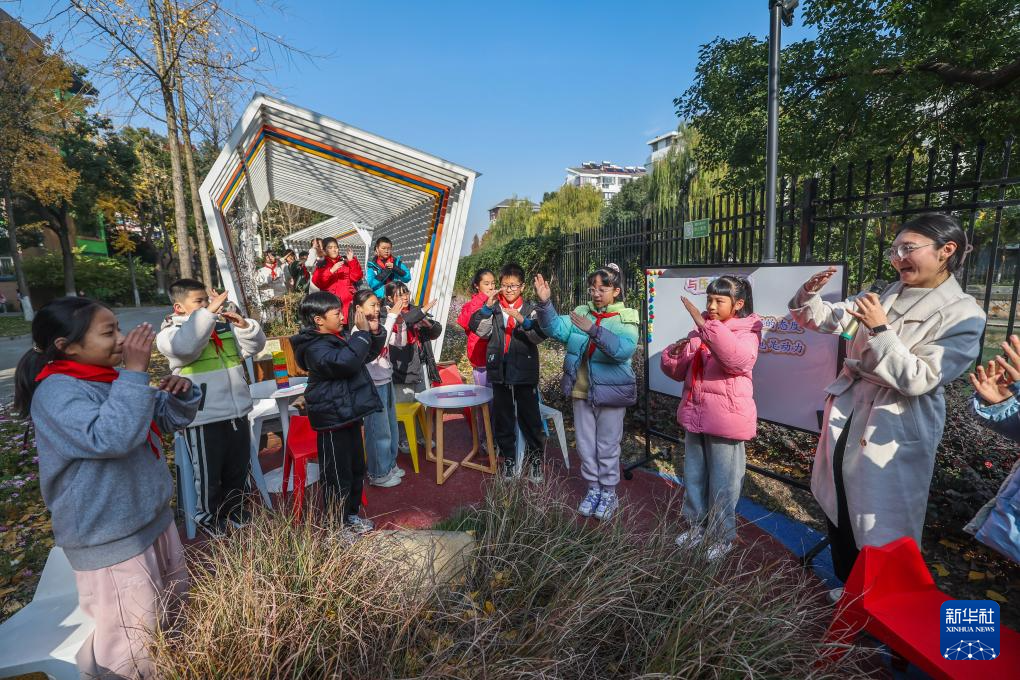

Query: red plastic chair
[[281, 415, 318, 521], [432, 363, 476, 435], [821, 537, 1019, 678]]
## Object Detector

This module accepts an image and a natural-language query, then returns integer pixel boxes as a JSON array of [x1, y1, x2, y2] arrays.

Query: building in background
[[645, 131, 681, 171], [565, 162, 646, 203], [488, 197, 539, 224]]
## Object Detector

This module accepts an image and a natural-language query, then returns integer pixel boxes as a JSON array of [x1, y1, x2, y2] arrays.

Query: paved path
[[0, 306, 168, 404]]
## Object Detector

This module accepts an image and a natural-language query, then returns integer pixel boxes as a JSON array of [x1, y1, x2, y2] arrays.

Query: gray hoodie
[[31, 370, 201, 570]]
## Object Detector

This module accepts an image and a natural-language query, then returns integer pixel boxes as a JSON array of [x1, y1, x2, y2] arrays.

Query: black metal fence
[[555, 138, 1020, 362]]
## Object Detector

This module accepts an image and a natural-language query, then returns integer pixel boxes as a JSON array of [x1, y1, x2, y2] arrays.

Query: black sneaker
[[527, 454, 544, 483], [344, 515, 375, 534], [228, 506, 253, 529], [501, 457, 517, 478], [196, 513, 227, 539]]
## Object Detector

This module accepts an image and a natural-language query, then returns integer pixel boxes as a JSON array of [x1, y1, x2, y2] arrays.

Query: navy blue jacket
[[469, 300, 546, 385], [289, 327, 385, 430]]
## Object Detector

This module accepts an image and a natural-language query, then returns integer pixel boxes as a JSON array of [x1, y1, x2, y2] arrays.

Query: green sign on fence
[[683, 218, 710, 239]]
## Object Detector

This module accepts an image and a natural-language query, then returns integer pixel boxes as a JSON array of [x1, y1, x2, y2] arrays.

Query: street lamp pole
[[764, 0, 797, 263]]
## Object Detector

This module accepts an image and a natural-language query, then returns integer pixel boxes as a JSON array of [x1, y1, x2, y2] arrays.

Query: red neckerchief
[[267, 262, 277, 279], [499, 295, 524, 353], [36, 360, 162, 458], [393, 312, 419, 345], [375, 256, 394, 269], [210, 329, 224, 353], [683, 344, 708, 408], [586, 310, 620, 357], [301, 264, 309, 279]]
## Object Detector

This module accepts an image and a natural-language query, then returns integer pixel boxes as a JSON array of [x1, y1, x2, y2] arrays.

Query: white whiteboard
[[646, 264, 846, 433]]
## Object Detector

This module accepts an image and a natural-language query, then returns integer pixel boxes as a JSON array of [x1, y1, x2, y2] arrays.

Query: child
[[386, 281, 443, 402], [365, 236, 412, 298], [311, 237, 363, 318], [256, 251, 287, 302], [360, 288, 407, 487], [457, 268, 497, 386], [305, 239, 324, 292], [156, 279, 267, 536], [14, 297, 202, 679], [290, 250, 312, 294], [966, 336, 1020, 563], [289, 291, 385, 532], [469, 263, 547, 479], [660, 275, 761, 560], [535, 264, 638, 520]]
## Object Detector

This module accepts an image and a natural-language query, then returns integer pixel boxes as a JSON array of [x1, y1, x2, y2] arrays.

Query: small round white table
[[415, 384, 497, 485], [269, 382, 306, 458]]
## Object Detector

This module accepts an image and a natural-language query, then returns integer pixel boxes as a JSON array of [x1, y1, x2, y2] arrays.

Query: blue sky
[[10, 0, 816, 254]]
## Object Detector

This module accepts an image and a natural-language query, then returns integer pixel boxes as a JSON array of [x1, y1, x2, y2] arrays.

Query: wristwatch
[[869, 324, 890, 336]]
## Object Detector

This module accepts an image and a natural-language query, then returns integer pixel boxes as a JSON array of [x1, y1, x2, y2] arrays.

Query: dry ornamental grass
[[149, 479, 878, 679]]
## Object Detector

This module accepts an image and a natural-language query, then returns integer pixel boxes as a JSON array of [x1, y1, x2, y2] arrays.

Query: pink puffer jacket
[[660, 313, 763, 441]]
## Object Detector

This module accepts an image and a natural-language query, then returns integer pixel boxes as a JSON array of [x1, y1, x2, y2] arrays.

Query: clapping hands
[[533, 274, 552, 303], [971, 335, 1020, 404]]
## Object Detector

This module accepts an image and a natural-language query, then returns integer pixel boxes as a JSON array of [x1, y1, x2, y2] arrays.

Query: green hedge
[[455, 236, 560, 295], [24, 253, 158, 306]]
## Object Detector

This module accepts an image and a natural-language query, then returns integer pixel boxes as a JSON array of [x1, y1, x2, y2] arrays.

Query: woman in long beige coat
[[789, 213, 985, 593]]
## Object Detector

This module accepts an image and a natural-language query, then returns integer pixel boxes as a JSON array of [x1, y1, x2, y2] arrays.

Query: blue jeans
[[364, 382, 399, 479], [682, 431, 746, 543]]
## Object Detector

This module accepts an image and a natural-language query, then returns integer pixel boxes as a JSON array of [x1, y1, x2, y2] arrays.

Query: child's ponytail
[[13, 297, 108, 418]]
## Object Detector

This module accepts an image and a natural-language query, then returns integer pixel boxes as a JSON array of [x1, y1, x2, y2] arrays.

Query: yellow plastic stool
[[395, 401, 429, 473]]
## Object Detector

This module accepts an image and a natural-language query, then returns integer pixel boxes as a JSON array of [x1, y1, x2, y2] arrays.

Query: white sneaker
[[578, 488, 601, 517], [827, 587, 844, 603], [706, 541, 733, 561], [369, 469, 401, 487], [675, 527, 704, 549], [390, 465, 406, 478], [398, 440, 411, 455], [593, 491, 619, 520]]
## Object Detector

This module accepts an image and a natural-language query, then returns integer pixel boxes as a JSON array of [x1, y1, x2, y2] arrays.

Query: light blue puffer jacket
[[537, 299, 639, 407], [967, 389, 1020, 563]]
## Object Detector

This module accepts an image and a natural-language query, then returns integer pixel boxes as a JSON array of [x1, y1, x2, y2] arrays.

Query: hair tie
[[32, 345, 43, 354], [605, 262, 621, 273]]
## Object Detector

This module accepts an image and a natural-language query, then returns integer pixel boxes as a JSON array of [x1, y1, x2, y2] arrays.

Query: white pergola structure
[[283, 216, 370, 259], [199, 94, 478, 353]]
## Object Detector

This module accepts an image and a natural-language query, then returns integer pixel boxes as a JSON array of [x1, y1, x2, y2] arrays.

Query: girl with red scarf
[[534, 264, 639, 521], [13, 297, 202, 679], [456, 268, 497, 386], [256, 251, 287, 302], [311, 237, 364, 318]]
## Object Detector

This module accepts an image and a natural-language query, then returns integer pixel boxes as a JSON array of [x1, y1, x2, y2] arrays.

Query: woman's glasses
[[588, 286, 615, 295], [884, 242, 936, 260]]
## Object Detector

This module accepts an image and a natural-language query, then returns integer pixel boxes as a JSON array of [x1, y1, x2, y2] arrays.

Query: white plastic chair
[[0, 547, 94, 680], [515, 403, 570, 473]]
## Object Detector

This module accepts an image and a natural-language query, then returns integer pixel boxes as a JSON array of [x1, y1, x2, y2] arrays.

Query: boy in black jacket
[[469, 263, 547, 480], [289, 292, 385, 532]]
